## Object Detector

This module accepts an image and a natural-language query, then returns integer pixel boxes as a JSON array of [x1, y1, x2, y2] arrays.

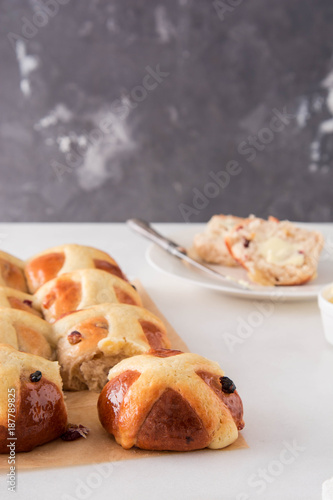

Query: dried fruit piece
[[219, 376, 236, 394], [23, 299, 33, 307], [30, 370, 42, 382], [61, 424, 90, 441], [68, 331, 82, 345]]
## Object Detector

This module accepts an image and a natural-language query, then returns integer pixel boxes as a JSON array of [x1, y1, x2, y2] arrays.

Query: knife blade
[[127, 218, 254, 291]]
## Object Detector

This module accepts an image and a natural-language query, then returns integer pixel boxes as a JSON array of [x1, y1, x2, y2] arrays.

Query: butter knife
[[127, 218, 253, 290]]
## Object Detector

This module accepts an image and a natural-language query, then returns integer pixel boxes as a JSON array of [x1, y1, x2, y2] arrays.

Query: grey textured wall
[[1, 0, 333, 222]]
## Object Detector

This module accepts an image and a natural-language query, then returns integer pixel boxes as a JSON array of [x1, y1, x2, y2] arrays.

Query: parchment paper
[[0, 280, 248, 470]]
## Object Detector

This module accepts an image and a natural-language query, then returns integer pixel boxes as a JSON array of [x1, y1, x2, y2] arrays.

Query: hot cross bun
[[225, 217, 324, 285], [98, 349, 244, 451], [25, 244, 127, 293], [34, 269, 141, 323], [0, 344, 68, 453], [52, 304, 171, 391]]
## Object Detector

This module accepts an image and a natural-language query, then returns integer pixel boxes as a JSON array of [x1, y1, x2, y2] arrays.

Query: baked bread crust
[[98, 349, 244, 451], [0, 287, 41, 317], [0, 308, 53, 359], [25, 244, 127, 293], [0, 344, 67, 453], [0, 251, 27, 292], [52, 304, 171, 391], [225, 217, 325, 286], [34, 269, 142, 323], [193, 215, 245, 266]]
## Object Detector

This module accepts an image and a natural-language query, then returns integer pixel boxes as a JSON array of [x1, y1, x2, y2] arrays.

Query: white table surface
[[0, 223, 332, 500]]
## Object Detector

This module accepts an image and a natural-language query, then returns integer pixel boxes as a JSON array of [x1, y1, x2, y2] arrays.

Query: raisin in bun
[[98, 349, 244, 451], [0, 308, 53, 359], [34, 269, 141, 323], [52, 304, 171, 391], [0, 287, 41, 317], [0, 344, 68, 453], [25, 244, 127, 293], [225, 217, 324, 286], [0, 251, 27, 292], [193, 215, 245, 266]]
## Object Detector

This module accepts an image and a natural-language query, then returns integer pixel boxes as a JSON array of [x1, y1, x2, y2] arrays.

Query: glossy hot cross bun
[[0, 308, 53, 359], [0, 344, 68, 453], [52, 304, 171, 391], [98, 349, 244, 451], [25, 244, 127, 293], [0, 287, 41, 317], [0, 251, 27, 292], [34, 269, 142, 323]]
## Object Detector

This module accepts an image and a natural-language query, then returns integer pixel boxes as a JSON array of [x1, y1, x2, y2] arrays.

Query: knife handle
[[127, 219, 181, 253]]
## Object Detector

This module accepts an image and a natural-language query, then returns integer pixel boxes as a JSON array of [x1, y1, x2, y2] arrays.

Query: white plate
[[146, 223, 333, 301]]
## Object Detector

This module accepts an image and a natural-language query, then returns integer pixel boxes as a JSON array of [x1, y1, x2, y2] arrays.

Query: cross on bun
[[225, 217, 324, 286], [0, 344, 68, 453], [25, 244, 127, 293], [98, 349, 244, 451], [193, 215, 246, 266], [0, 251, 27, 292], [0, 287, 41, 317], [34, 269, 142, 323], [0, 308, 53, 359], [52, 304, 171, 391]]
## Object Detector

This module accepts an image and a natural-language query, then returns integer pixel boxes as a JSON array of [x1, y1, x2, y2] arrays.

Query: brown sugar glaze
[[25, 253, 65, 290], [196, 370, 244, 430], [0, 258, 27, 292], [42, 278, 82, 320], [0, 376, 67, 453]]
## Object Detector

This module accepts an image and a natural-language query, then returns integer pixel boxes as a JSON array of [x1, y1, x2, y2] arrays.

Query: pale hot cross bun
[[52, 304, 171, 391], [34, 269, 142, 323], [193, 215, 245, 266], [0, 344, 68, 453], [0, 251, 27, 292], [0, 308, 53, 359], [225, 217, 324, 286], [98, 349, 244, 451], [0, 287, 41, 317], [25, 244, 127, 293]]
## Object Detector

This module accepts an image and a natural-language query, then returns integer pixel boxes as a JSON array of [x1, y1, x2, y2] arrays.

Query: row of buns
[[0, 243, 244, 453], [0, 243, 127, 294]]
